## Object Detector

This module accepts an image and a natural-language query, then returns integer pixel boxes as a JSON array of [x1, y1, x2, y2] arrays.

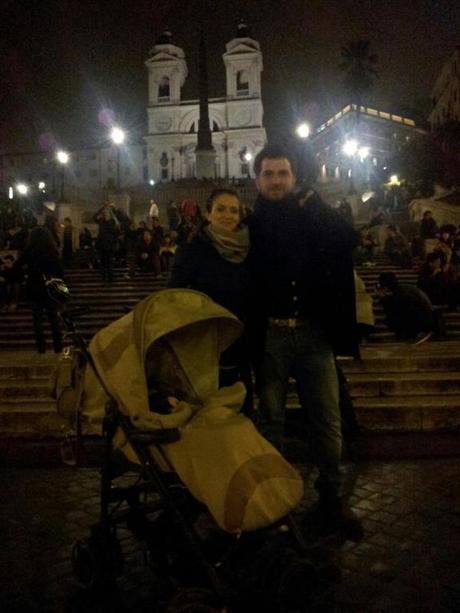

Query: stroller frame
[[59, 306, 317, 612], [60, 306, 230, 604]]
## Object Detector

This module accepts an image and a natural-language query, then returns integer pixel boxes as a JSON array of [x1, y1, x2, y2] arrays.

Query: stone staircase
[[1, 263, 460, 464], [0, 270, 166, 350]]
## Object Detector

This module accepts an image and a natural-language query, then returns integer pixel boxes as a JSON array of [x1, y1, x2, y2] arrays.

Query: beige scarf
[[204, 224, 250, 264]]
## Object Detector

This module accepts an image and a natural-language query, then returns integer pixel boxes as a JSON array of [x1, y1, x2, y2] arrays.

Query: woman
[[168, 188, 254, 414], [14, 227, 64, 353]]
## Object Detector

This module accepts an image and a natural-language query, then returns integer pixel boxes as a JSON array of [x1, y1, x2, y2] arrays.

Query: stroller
[[55, 288, 323, 612]]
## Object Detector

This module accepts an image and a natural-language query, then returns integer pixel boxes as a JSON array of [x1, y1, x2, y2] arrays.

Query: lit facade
[[0, 144, 147, 196], [0, 23, 267, 197], [310, 104, 428, 186], [144, 25, 267, 182]]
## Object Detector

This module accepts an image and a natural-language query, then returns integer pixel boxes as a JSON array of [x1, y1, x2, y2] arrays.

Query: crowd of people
[[0, 196, 204, 351]]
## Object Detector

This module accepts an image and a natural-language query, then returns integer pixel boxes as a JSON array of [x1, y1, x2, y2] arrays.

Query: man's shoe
[[307, 500, 364, 542]]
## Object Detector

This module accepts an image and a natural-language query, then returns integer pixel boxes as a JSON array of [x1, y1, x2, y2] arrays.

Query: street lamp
[[38, 181, 46, 190], [16, 183, 29, 195], [342, 139, 359, 156], [110, 126, 125, 190], [56, 150, 69, 201], [296, 122, 310, 139]]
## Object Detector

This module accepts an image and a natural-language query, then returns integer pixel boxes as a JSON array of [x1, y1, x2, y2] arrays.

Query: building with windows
[[310, 104, 428, 188], [144, 22, 267, 181], [0, 21, 266, 198], [429, 46, 460, 130], [0, 142, 147, 198]]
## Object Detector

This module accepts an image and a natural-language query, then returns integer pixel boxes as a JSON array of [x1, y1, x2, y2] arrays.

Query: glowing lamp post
[[16, 183, 29, 196], [56, 150, 69, 201], [296, 122, 311, 139], [342, 139, 359, 156], [243, 151, 252, 177], [110, 127, 125, 190]]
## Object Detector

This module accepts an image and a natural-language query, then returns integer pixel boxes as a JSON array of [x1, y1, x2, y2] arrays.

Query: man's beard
[[260, 187, 294, 201]]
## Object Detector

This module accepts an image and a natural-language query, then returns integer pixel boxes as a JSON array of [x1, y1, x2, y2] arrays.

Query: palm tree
[[339, 40, 378, 108]]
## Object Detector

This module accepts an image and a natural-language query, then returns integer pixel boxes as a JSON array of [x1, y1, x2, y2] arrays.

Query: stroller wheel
[[250, 544, 318, 611], [167, 586, 226, 612], [71, 528, 124, 588]]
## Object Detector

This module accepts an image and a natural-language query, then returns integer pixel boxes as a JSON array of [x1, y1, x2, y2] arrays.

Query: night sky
[[1, 0, 459, 152]]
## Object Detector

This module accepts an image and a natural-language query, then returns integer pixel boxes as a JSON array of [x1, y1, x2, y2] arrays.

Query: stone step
[[0, 380, 52, 399], [0, 365, 55, 380], [285, 393, 460, 432], [0, 399, 65, 435], [368, 330, 460, 342], [339, 355, 460, 373], [346, 371, 460, 397], [352, 395, 460, 432]]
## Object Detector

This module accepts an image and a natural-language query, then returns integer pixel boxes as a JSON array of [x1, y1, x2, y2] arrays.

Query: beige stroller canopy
[[83, 289, 304, 533]]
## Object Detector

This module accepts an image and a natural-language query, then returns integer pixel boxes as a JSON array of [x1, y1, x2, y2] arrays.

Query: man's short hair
[[253, 144, 298, 177]]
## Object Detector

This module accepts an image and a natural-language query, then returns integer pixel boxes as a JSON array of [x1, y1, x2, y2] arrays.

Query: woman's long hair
[[26, 226, 59, 260]]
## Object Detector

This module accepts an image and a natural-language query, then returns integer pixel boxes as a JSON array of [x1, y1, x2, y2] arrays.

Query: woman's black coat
[[168, 227, 252, 322]]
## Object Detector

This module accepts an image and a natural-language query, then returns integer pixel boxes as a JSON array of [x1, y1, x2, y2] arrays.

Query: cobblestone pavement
[[1, 458, 460, 612]]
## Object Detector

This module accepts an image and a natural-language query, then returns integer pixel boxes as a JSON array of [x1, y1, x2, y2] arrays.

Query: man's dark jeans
[[258, 321, 342, 500]]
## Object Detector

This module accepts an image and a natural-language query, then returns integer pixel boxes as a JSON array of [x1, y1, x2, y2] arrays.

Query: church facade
[[0, 23, 267, 197], [144, 23, 267, 182]]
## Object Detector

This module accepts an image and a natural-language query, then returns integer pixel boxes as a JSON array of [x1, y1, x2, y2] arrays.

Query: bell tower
[[221, 20, 266, 177], [145, 29, 188, 105], [223, 20, 263, 100]]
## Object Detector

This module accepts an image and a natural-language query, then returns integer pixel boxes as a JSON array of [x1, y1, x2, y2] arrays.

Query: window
[[161, 168, 169, 180], [87, 153, 97, 161], [236, 70, 249, 96], [188, 122, 196, 133], [142, 148, 147, 160], [143, 166, 148, 180], [124, 167, 131, 176], [241, 162, 249, 176], [158, 76, 170, 101], [212, 121, 219, 132], [90, 169, 98, 177]]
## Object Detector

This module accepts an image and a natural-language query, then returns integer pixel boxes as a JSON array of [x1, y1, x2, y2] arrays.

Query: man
[[248, 144, 362, 541], [378, 272, 443, 343], [93, 203, 120, 282], [384, 225, 412, 268]]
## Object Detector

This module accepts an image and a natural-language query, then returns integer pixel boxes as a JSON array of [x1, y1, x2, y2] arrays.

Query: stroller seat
[[82, 289, 304, 534]]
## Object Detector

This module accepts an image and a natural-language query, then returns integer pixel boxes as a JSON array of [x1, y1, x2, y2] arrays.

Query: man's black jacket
[[247, 191, 359, 356]]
